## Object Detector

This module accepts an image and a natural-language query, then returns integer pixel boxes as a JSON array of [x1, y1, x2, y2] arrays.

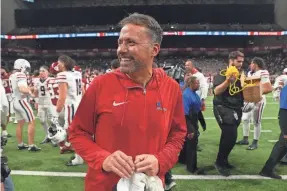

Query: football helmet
[[74, 65, 82, 72], [14, 59, 31, 74], [47, 120, 66, 144], [242, 102, 255, 113], [49, 62, 60, 75]]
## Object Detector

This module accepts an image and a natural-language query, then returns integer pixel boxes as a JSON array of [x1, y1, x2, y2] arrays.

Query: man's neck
[[191, 68, 197, 74], [127, 69, 153, 87], [254, 67, 261, 72], [40, 77, 47, 82]]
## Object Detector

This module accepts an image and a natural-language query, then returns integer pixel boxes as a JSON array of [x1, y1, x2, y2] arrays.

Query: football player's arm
[[81, 82, 86, 95], [198, 74, 208, 100], [30, 86, 38, 98], [17, 82, 32, 94], [154, 87, 187, 177], [68, 79, 111, 171], [261, 73, 273, 94], [56, 82, 67, 113], [16, 73, 31, 94]]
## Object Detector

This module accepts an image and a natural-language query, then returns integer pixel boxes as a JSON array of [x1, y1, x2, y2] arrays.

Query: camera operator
[[1, 78, 15, 191]]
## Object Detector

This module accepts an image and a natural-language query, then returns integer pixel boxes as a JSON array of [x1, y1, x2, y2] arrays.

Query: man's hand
[[201, 100, 206, 111], [102, 150, 135, 178], [284, 135, 287, 140], [202, 124, 206, 131], [134, 154, 159, 176], [226, 73, 237, 84]]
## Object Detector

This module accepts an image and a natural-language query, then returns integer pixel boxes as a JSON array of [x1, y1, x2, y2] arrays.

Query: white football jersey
[[9, 72, 29, 100], [34, 78, 51, 105], [248, 69, 270, 84], [274, 75, 287, 89], [0, 79, 9, 111], [248, 69, 270, 98], [56, 71, 82, 105]]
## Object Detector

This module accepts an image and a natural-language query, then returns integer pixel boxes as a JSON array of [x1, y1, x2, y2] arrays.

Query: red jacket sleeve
[[68, 79, 110, 171], [155, 87, 187, 176]]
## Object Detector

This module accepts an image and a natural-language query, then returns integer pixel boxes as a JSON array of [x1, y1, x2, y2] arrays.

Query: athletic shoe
[[28, 145, 41, 152], [18, 144, 29, 150], [259, 171, 282, 179], [236, 140, 249, 145], [247, 143, 258, 150], [164, 180, 176, 191], [66, 156, 84, 166], [214, 163, 230, 177], [7, 134, 12, 138]]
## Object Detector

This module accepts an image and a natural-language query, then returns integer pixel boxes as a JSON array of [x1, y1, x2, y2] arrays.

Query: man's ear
[[152, 43, 160, 57]]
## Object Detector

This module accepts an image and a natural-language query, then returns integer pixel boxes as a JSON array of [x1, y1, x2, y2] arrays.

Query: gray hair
[[119, 13, 163, 45]]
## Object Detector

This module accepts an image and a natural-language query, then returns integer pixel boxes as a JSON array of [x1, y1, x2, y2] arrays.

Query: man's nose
[[117, 43, 128, 54]]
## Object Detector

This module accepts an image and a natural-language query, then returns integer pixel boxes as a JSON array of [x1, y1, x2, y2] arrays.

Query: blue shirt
[[280, 85, 287, 109], [183, 88, 202, 115], [179, 81, 185, 90]]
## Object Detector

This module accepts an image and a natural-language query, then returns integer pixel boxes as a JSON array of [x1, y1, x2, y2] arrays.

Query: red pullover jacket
[[69, 68, 187, 191]]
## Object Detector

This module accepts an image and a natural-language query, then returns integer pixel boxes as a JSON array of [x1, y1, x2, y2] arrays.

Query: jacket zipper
[[127, 86, 147, 126]]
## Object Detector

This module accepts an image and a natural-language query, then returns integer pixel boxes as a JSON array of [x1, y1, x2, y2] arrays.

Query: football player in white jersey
[[9, 59, 41, 151], [31, 66, 55, 144], [0, 78, 9, 137], [236, 57, 273, 150], [273, 68, 287, 102], [56, 55, 84, 166]]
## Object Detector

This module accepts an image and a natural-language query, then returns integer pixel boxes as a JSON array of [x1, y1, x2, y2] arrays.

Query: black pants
[[178, 131, 199, 173], [213, 105, 242, 166], [262, 109, 287, 172], [186, 134, 198, 172], [165, 170, 173, 184]]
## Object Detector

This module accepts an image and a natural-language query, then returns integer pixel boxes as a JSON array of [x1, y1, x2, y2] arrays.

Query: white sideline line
[[11, 170, 287, 180], [205, 117, 277, 120], [173, 175, 287, 180], [11, 170, 86, 177], [251, 130, 272, 133], [268, 140, 278, 143]]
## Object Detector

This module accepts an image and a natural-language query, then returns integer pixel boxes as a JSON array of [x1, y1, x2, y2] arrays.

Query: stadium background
[[1, 0, 287, 191]]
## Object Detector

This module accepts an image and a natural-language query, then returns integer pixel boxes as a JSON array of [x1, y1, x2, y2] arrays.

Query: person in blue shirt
[[179, 76, 202, 174], [260, 75, 287, 179]]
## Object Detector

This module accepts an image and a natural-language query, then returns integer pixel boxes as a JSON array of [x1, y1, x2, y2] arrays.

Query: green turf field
[[3, 96, 287, 191]]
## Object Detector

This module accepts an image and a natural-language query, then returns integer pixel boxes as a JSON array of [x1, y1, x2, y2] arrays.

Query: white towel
[[116, 173, 164, 191]]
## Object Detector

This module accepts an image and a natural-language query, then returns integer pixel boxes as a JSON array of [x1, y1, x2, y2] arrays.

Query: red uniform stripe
[[22, 100, 34, 121], [256, 102, 264, 124]]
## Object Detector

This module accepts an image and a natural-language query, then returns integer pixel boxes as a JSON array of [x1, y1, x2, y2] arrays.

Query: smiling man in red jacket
[[68, 13, 187, 191]]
